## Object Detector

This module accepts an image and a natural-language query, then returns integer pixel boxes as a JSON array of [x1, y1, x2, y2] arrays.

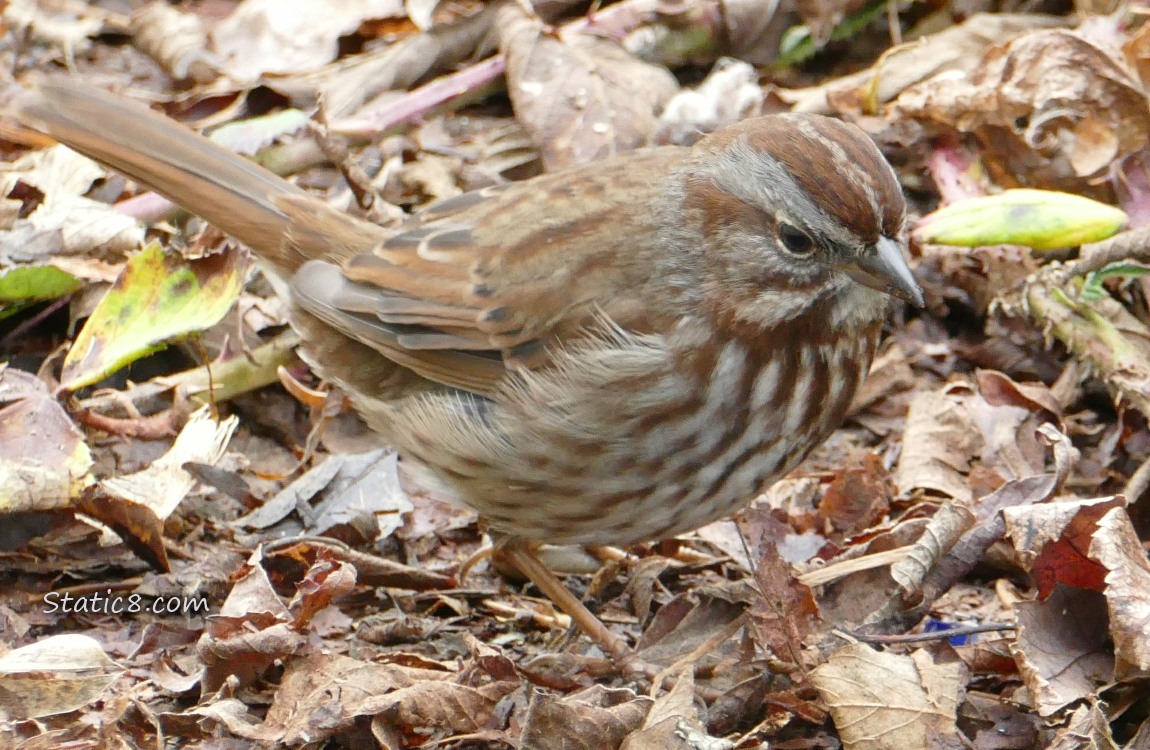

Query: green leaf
[[914, 189, 1128, 251], [0, 265, 83, 304], [60, 243, 248, 391]]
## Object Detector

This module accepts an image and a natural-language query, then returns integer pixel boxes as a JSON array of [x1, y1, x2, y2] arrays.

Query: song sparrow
[[16, 78, 921, 663]]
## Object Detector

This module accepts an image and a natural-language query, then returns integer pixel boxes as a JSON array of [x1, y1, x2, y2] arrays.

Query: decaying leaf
[[0, 367, 92, 514], [61, 243, 247, 390], [897, 385, 981, 501], [779, 14, 1067, 114], [1010, 584, 1113, 716], [1088, 507, 1150, 675], [895, 28, 1150, 192], [0, 634, 124, 721], [211, 0, 414, 81], [498, 4, 679, 170]]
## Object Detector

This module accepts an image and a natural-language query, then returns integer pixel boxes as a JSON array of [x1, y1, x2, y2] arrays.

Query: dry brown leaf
[[619, 669, 722, 750], [211, 0, 411, 81], [498, 4, 678, 170], [0, 367, 92, 514], [1088, 507, 1150, 675], [740, 509, 819, 664], [130, 1, 217, 83], [811, 643, 968, 750], [894, 28, 1150, 191], [975, 370, 1062, 423], [635, 595, 746, 668], [197, 546, 299, 692], [889, 501, 976, 603], [1009, 584, 1113, 716], [252, 651, 501, 744], [817, 452, 895, 536], [1, 146, 144, 263], [719, 0, 790, 65], [520, 684, 652, 750], [897, 385, 981, 501], [101, 406, 237, 520], [0, 634, 123, 721], [958, 691, 1038, 750], [780, 14, 1066, 114], [1002, 496, 1123, 598], [1045, 701, 1119, 750]]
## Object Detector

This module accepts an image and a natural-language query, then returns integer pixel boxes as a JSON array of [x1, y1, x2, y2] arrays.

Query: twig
[[1063, 225, 1150, 279], [839, 622, 1015, 645], [77, 330, 301, 415], [1124, 451, 1150, 503]]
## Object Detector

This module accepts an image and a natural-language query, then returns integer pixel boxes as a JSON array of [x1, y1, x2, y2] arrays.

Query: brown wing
[[16, 76, 685, 397], [287, 147, 684, 395]]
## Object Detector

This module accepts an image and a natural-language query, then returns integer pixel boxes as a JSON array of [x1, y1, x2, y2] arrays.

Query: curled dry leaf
[[99, 405, 237, 520], [894, 29, 1150, 192], [779, 14, 1066, 115], [0, 145, 143, 264], [719, 0, 791, 65], [889, 501, 976, 605], [1124, 19, 1150, 91], [739, 508, 819, 664], [497, 4, 679, 170], [1088, 507, 1150, 675], [618, 669, 721, 750], [2, 0, 110, 56], [256, 651, 516, 745], [1002, 496, 1123, 598], [817, 452, 895, 536], [199, 546, 301, 693], [898, 374, 1062, 508], [1046, 702, 1120, 750], [519, 684, 652, 750], [130, 1, 218, 84], [975, 369, 1062, 424]]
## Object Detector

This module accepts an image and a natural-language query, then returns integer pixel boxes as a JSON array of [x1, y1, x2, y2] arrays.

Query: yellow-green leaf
[[0, 265, 83, 312], [913, 189, 1127, 251], [61, 243, 247, 391]]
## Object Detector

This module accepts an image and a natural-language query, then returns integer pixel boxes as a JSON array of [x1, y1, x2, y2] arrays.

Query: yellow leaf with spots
[[61, 243, 247, 390]]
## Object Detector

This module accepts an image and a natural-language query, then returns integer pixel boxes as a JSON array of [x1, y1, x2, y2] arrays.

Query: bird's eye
[[778, 223, 815, 255]]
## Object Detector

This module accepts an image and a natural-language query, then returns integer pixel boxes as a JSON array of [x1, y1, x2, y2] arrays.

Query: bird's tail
[[12, 77, 387, 275]]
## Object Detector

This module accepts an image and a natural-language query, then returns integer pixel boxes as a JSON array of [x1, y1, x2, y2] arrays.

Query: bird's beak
[[842, 236, 924, 308]]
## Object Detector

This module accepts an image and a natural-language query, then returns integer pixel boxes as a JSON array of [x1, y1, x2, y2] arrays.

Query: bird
[[14, 76, 922, 668]]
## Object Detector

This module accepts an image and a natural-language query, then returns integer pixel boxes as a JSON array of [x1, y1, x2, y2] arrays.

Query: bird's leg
[[498, 539, 651, 677]]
